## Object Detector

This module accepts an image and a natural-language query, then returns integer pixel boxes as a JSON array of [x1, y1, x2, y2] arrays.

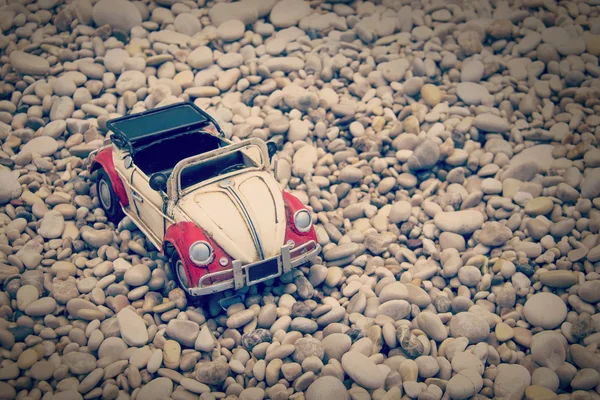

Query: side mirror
[[124, 155, 133, 169], [149, 173, 168, 192], [266, 141, 277, 160]]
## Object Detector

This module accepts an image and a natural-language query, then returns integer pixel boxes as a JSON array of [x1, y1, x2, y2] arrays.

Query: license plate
[[247, 258, 279, 284]]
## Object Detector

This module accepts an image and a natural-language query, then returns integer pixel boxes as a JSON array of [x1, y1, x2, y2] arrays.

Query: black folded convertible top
[[106, 102, 223, 153]]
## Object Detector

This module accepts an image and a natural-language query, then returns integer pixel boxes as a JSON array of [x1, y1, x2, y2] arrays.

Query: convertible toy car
[[87, 102, 320, 298]]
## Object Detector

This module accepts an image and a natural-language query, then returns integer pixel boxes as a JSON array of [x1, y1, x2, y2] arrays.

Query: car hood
[[177, 171, 287, 263]]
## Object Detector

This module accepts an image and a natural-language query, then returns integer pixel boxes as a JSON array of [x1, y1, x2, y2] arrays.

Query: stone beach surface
[[1, 0, 600, 399]]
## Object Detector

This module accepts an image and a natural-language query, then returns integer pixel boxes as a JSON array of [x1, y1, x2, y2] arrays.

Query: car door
[[129, 168, 165, 248]]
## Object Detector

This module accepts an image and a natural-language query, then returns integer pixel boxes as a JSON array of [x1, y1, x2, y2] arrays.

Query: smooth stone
[[416, 312, 447, 342], [449, 312, 490, 344], [195, 325, 215, 352], [270, 0, 311, 28], [530, 331, 566, 371], [494, 364, 531, 400], [524, 386, 558, 400], [478, 221, 512, 247], [24, 297, 57, 316], [9, 51, 50, 75], [136, 377, 173, 400], [461, 60, 485, 82], [117, 307, 148, 346], [472, 113, 510, 133], [434, 210, 484, 235], [523, 292, 567, 329], [306, 376, 348, 400], [0, 171, 22, 204], [508, 145, 555, 171], [525, 197, 554, 216], [63, 352, 97, 374], [124, 264, 151, 286], [21, 136, 58, 157], [194, 362, 230, 385], [379, 282, 409, 303], [341, 352, 385, 389], [578, 280, 600, 303], [446, 369, 483, 399], [539, 270, 577, 288], [217, 20, 245, 41], [456, 82, 489, 105], [166, 320, 199, 348], [187, 46, 214, 70], [322, 333, 352, 362], [92, 0, 142, 32], [421, 84, 441, 106]]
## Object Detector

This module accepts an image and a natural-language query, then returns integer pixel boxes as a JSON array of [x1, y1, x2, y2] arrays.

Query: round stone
[[124, 264, 151, 286], [523, 292, 567, 329], [530, 331, 566, 371], [525, 197, 554, 216], [306, 376, 348, 400], [194, 361, 230, 385], [217, 20, 245, 41], [136, 377, 173, 400], [293, 338, 324, 364], [117, 307, 148, 346], [341, 351, 385, 389], [449, 312, 490, 344], [420, 84, 441, 106], [92, 0, 142, 32]]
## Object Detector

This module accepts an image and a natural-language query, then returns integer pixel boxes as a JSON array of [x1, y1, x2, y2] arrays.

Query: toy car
[[87, 102, 321, 297]]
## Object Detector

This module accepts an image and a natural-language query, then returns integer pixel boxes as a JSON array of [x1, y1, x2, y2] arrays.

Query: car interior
[[132, 131, 226, 177], [179, 149, 259, 190]]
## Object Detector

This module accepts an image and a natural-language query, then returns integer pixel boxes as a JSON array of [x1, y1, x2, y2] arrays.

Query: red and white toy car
[[87, 102, 321, 298]]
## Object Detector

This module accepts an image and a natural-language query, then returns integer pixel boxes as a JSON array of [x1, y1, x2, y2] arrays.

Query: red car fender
[[163, 222, 233, 287], [89, 147, 129, 207], [282, 191, 317, 244]]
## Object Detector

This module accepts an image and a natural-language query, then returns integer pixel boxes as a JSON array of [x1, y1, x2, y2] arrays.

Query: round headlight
[[189, 241, 213, 265], [294, 210, 312, 232]]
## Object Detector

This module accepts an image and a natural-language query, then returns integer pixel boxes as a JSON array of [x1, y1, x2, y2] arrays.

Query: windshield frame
[[167, 138, 270, 201]]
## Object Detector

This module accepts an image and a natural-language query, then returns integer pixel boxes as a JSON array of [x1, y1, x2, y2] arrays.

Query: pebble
[[217, 20, 245, 42], [472, 113, 510, 132], [523, 293, 567, 329], [124, 264, 151, 286], [494, 364, 531, 400], [166, 320, 199, 348], [9, 51, 50, 75], [341, 352, 384, 389], [421, 84, 441, 106], [434, 210, 484, 235], [539, 270, 577, 288], [136, 377, 173, 400], [24, 297, 57, 316], [21, 136, 58, 157], [446, 369, 483, 399], [0, 1, 596, 398], [306, 376, 348, 400], [531, 331, 566, 371], [270, 0, 311, 28], [449, 312, 490, 344], [117, 307, 148, 346], [93, 0, 141, 32], [194, 362, 230, 385]]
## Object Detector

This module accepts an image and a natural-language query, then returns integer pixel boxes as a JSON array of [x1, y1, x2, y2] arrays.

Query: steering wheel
[[219, 163, 246, 175]]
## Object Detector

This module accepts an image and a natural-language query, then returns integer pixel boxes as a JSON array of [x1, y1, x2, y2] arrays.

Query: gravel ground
[[1, 0, 600, 399]]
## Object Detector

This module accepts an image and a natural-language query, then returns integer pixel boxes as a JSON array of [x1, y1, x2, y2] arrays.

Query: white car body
[[88, 103, 320, 296]]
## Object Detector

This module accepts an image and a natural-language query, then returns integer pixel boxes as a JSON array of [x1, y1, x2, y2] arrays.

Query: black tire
[[97, 169, 124, 223], [171, 253, 191, 292]]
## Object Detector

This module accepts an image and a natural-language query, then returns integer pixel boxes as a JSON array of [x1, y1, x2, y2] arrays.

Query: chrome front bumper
[[185, 240, 321, 296]]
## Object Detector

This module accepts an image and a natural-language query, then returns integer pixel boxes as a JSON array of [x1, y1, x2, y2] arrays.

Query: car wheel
[[171, 254, 191, 290], [97, 169, 124, 223]]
